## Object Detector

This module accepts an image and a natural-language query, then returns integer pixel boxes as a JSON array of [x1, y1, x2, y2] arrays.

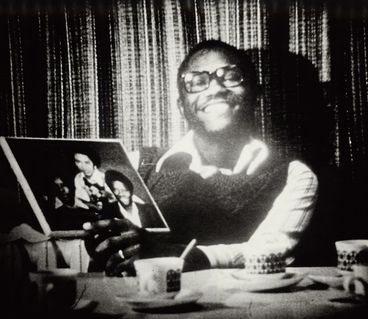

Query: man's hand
[[83, 218, 145, 276], [83, 218, 211, 276]]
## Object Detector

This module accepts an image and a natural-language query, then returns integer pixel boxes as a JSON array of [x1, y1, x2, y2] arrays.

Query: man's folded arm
[[198, 161, 318, 268]]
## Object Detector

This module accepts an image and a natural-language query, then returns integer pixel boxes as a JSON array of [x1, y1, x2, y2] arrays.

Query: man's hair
[[177, 39, 258, 99], [73, 145, 101, 167], [105, 169, 134, 193]]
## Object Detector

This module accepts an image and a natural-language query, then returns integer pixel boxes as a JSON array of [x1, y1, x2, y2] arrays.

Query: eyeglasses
[[181, 64, 244, 93]]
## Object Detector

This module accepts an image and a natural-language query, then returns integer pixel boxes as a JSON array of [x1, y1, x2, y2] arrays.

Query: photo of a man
[[104, 169, 166, 229], [41, 173, 99, 231], [73, 146, 113, 213], [49, 176, 74, 210]]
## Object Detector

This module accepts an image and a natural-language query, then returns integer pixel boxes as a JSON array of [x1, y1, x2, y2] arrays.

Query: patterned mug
[[335, 240, 368, 272], [242, 243, 286, 275]]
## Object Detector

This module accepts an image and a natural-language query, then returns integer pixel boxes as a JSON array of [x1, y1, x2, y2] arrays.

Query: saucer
[[117, 289, 203, 312], [230, 271, 305, 292], [232, 270, 287, 281], [337, 269, 354, 276], [308, 274, 344, 288]]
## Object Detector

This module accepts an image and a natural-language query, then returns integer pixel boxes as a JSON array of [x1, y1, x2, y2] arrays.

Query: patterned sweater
[[138, 148, 289, 246]]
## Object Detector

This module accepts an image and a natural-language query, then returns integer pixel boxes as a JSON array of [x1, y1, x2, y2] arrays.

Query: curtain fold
[[6, 15, 27, 136]]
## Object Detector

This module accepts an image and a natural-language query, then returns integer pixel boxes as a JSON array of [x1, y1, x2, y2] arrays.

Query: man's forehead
[[113, 180, 128, 188], [75, 153, 92, 162], [187, 49, 235, 72]]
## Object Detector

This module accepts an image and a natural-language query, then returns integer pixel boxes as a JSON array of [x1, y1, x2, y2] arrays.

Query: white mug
[[134, 257, 184, 297]]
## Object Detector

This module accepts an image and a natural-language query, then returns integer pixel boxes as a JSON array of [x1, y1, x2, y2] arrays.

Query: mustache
[[194, 91, 237, 112]]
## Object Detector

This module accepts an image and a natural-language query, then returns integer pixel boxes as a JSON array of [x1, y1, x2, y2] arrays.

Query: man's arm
[[198, 160, 318, 268]]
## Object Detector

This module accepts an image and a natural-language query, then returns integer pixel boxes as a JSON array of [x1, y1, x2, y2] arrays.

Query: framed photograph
[[0, 136, 170, 238]]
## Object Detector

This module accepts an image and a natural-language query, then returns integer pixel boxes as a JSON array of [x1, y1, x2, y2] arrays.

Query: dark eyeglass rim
[[181, 64, 244, 93]]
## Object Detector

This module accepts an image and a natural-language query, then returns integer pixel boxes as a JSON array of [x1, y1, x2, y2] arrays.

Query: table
[[73, 267, 368, 318]]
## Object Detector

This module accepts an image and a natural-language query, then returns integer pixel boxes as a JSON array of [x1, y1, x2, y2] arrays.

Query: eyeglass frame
[[180, 64, 245, 94]]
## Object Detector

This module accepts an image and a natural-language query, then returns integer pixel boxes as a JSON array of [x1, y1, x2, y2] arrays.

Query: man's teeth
[[202, 102, 229, 113]]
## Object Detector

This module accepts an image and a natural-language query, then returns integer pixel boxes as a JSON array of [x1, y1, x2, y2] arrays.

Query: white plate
[[232, 270, 288, 281], [230, 271, 305, 292], [117, 289, 203, 312], [308, 274, 344, 288], [338, 269, 354, 276]]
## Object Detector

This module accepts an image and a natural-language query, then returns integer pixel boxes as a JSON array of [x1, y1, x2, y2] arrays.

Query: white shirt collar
[[155, 130, 269, 178], [118, 202, 142, 228]]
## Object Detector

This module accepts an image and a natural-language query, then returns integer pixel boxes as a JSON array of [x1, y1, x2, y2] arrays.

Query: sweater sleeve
[[198, 160, 318, 268]]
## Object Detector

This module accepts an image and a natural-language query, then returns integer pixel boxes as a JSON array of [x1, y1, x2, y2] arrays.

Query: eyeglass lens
[[183, 65, 243, 93]]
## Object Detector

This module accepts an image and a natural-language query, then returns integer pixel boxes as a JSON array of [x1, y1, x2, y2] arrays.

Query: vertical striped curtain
[[328, 3, 368, 180], [1, 0, 368, 177], [45, 3, 99, 138]]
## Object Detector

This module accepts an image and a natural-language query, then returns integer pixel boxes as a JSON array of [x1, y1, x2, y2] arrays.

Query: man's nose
[[205, 77, 225, 95]]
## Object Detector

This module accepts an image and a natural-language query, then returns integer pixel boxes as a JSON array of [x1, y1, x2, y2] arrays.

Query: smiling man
[[83, 40, 318, 276], [103, 169, 164, 229], [73, 147, 111, 212]]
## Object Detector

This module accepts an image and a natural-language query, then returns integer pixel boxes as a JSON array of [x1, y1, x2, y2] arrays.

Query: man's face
[[74, 153, 95, 178], [180, 50, 254, 138], [112, 180, 132, 208], [53, 177, 64, 191], [53, 177, 70, 199]]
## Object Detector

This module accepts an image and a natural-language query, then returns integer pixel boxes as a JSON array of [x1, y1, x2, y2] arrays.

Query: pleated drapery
[[1, 0, 368, 179]]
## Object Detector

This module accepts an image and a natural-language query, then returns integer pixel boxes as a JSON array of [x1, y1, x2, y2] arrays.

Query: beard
[[183, 91, 254, 143]]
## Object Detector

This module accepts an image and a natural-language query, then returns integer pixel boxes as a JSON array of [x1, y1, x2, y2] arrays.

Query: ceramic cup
[[242, 243, 286, 275], [133, 257, 184, 297], [343, 264, 368, 300], [28, 268, 78, 311], [335, 240, 368, 272]]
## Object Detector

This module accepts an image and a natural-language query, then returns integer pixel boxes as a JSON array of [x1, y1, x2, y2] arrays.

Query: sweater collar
[[155, 130, 269, 178]]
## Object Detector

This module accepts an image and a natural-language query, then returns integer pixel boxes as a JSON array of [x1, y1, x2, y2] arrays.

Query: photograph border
[[0, 136, 170, 238]]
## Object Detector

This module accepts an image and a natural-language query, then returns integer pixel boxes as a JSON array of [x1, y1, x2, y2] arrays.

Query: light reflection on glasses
[[181, 64, 244, 93]]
